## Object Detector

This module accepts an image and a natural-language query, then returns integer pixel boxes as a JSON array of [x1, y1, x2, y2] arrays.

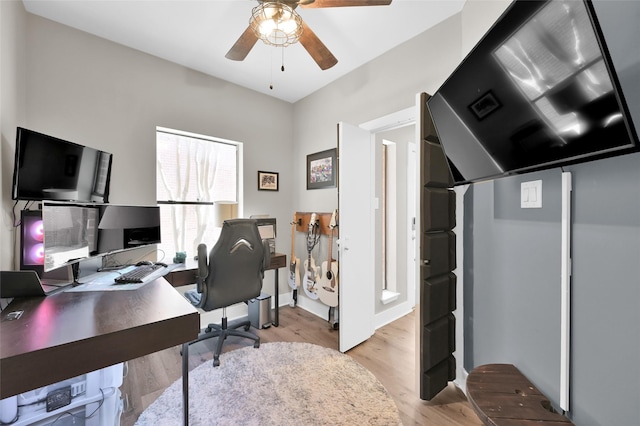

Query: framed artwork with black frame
[[258, 171, 279, 191], [307, 148, 337, 190], [469, 90, 501, 120]]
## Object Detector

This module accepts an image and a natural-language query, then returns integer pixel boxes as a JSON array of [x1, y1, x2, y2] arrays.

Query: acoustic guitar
[[318, 209, 339, 307], [303, 213, 320, 300], [287, 215, 300, 290]]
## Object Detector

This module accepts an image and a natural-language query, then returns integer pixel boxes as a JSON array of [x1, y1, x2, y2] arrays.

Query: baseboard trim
[[278, 292, 414, 331], [455, 367, 469, 395], [374, 300, 413, 330], [279, 291, 332, 321]]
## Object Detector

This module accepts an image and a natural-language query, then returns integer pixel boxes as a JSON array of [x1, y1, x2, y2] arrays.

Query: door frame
[[362, 97, 468, 395], [360, 105, 418, 327]]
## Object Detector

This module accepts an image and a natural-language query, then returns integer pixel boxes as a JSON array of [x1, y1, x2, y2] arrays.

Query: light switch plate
[[521, 180, 542, 208]]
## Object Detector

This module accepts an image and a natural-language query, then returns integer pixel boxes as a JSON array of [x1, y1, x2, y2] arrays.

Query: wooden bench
[[466, 364, 574, 426]]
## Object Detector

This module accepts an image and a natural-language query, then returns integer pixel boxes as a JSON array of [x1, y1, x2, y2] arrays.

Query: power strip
[[46, 386, 71, 412]]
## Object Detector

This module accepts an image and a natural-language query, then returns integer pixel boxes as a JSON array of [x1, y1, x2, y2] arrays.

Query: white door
[[338, 122, 375, 353]]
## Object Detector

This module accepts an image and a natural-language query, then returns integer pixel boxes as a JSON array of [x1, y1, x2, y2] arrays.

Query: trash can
[[248, 292, 272, 329]]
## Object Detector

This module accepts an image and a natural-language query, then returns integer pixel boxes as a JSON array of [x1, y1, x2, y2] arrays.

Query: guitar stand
[[289, 218, 302, 307], [327, 306, 339, 330]]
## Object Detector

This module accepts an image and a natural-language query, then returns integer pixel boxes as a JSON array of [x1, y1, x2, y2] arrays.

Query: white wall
[[292, 12, 463, 212], [287, 0, 512, 314], [1, 7, 295, 301], [0, 0, 28, 271], [289, 13, 463, 314], [23, 14, 294, 211], [374, 125, 414, 313], [461, 0, 512, 56], [1, 0, 510, 305]]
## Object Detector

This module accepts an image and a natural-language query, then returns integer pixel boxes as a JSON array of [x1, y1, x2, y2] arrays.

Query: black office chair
[[184, 218, 270, 367]]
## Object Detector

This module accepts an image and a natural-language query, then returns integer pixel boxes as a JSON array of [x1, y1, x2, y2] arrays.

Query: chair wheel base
[[254, 341, 260, 348], [213, 357, 220, 367]]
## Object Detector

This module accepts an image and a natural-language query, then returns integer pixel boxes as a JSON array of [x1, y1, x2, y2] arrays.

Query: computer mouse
[[136, 260, 154, 266]]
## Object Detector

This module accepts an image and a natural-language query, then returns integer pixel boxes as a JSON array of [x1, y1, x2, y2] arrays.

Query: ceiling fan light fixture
[[250, 2, 303, 47]]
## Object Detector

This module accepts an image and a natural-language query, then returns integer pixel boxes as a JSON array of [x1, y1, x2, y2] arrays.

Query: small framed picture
[[258, 171, 279, 191], [307, 148, 337, 190], [469, 91, 501, 120]]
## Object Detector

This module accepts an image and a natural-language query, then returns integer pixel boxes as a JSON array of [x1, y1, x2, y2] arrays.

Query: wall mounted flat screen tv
[[428, 0, 638, 185], [42, 201, 161, 272], [12, 127, 113, 202]]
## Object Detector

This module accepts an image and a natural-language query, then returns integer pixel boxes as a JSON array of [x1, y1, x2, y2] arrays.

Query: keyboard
[[115, 264, 165, 284]]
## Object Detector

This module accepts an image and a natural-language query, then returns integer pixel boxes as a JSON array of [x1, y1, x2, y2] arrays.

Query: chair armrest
[[196, 243, 209, 294]]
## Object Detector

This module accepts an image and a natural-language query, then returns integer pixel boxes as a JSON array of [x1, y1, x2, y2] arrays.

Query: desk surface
[[166, 252, 287, 286], [0, 277, 199, 399]]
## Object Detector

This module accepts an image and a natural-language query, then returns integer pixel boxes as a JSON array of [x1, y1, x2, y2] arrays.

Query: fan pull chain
[[281, 47, 285, 72], [269, 48, 274, 90], [269, 47, 287, 90]]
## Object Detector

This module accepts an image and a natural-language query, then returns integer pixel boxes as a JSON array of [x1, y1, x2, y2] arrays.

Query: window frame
[[155, 126, 243, 257]]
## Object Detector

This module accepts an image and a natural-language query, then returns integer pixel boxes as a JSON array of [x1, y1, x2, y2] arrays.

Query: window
[[156, 127, 242, 259]]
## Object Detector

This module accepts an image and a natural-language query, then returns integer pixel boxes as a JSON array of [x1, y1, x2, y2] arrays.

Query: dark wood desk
[[466, 364, 574, 425], [0, 278, 199, 399], [166, 252, 287, 327]]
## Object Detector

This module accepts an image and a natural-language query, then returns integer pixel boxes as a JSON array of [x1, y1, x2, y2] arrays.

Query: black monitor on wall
[[12, 127, 113, 202], [428, 0, 639, 185]]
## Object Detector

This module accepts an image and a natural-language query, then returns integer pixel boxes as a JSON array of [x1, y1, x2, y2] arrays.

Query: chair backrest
[[197, 219, 266, 312]]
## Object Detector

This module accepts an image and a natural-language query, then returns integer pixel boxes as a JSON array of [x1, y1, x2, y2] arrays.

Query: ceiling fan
[[225, 0, 392, 70]]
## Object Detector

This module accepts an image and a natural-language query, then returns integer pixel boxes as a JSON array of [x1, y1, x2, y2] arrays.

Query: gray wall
[[465, 169, 564, 402], [569, 3, 640, 424], [568, 153, 640, 425], [465, 2, 640, 424]]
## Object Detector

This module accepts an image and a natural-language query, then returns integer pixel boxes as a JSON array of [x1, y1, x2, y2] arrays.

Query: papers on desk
[[67, 264, 180, 292]]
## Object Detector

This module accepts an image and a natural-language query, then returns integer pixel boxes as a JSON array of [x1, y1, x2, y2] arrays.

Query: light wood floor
[[119, 306, 482, 426]]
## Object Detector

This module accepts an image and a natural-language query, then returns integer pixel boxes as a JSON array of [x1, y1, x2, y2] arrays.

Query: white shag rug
[[135, 342, 401, 425]]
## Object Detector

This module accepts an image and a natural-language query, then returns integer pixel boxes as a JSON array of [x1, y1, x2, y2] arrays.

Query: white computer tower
[[0, 363, 124, 426]]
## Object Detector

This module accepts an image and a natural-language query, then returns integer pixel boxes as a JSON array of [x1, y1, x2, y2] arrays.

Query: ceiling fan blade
[[300, 0, 391, 9], [299, 21, 338, 70], [225, 26, 259, 61]]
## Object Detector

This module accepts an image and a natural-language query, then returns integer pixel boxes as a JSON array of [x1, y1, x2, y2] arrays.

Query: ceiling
[[23, 0, 464, 103]]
